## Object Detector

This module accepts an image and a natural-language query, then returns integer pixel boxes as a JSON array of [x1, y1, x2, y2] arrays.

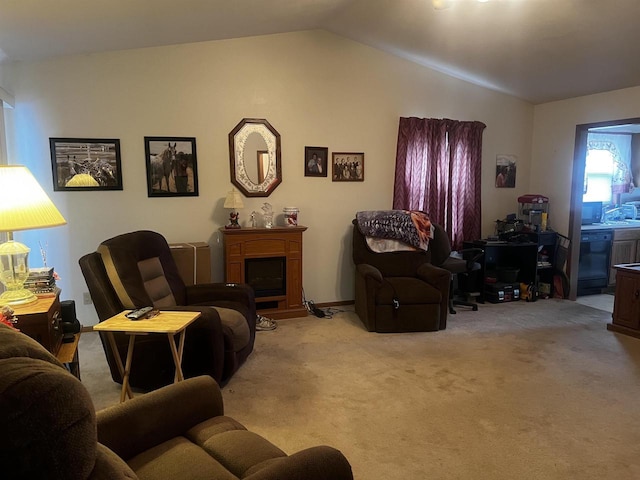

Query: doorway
[[569, 117, 640, 300]]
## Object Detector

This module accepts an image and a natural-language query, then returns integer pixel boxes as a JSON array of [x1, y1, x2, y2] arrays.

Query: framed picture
[[332, 152, 364, 182], [304, 146, 328, 177], [50, 138, 123, 191], [495, 154, 517, 188], [144, 137, 199, 197]]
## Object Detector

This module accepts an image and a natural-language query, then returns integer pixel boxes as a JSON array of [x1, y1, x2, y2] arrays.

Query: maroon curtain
[[393, 117, 486, 250]]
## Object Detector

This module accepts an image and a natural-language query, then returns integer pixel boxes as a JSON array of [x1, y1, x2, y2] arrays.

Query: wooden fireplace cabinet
[[220, 226, 307, 319]]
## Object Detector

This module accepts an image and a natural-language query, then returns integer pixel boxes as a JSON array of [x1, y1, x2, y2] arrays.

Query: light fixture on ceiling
[[0, 165, 66, 305]]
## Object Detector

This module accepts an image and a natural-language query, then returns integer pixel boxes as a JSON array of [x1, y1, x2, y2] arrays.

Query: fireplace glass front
[[245, 257, 286, 298]]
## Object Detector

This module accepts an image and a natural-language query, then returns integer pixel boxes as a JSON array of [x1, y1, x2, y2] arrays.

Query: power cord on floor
[[302, 288, 343, 319]]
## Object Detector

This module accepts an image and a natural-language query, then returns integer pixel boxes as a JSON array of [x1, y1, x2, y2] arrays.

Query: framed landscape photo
[[332, 152, 364, 182], [144, 136, 199, 197], [304, 146, 328, 177], [50, 138, 123, 191]]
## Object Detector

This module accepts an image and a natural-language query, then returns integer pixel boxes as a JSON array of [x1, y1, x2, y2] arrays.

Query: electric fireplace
[[245, 257, 286, 298], [221, 226, 307, 319]]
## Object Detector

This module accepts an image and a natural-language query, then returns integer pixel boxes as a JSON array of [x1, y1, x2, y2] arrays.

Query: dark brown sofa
[[79, 230, 256, 389], [0, 324, 354, 480], [352, 218, 451, 332]]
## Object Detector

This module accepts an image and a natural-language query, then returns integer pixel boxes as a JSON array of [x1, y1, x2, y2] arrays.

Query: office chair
[[430, 225, 484, 314]]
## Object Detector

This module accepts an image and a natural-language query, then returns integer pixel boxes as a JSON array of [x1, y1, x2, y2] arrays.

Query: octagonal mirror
[[229, 118, 282, 197]]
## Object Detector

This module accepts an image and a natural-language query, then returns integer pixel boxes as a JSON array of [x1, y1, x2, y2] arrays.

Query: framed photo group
[[50, 137, 365, 194], [49, 136, 199, 197], [304, 146, 364, 182]]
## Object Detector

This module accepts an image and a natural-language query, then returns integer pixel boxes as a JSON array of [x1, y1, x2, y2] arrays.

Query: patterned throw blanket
[[356, 210, 433, 251]]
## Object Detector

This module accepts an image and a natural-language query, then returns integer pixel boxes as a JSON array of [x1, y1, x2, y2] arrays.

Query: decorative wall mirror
[[229, 118, 282, 197]]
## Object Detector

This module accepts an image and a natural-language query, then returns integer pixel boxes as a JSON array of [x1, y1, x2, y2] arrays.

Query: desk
[[94, 311, 201, 402], [464, 240, 538, 303]]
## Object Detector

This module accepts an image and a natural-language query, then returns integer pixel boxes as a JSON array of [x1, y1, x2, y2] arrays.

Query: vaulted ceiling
[[1, 0, 639, 104]]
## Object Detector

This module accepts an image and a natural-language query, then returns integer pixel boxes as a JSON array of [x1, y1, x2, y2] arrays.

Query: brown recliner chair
[[0, 324, 354, 480], [79, 230, 256, 389], [352, 219, 451, 332]]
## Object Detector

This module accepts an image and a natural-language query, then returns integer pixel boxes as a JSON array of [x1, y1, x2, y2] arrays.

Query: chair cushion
[[0, 357, 97, 480], [0, 324, 62, 366], [376, 277, 442, 305], [197, 430, 287, 478], [127, 436, 237, 480], [91, 443, 138, 479], [213, 307, 251, 352], [138, 257, 177, 307], [97, 230, 187, 309], [441, 256, 468, 274]]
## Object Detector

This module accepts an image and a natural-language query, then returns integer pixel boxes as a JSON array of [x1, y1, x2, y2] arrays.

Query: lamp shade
[[223, 188, 244, 209], [0, 165, 67, 232]]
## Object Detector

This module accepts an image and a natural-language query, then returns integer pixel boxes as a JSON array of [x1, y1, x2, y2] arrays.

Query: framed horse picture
[[50, 138, 123, 191], [144, 136, 199, 197]]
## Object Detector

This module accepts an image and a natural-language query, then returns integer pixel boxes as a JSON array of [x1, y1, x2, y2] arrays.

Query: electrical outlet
[[83, 292, 92, 305]]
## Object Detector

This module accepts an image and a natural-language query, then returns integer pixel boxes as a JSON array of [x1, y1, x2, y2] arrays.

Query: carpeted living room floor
[[80, 298, 640, 480]]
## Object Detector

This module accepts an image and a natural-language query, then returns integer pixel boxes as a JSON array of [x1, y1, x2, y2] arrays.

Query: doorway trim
[[569, 116, 640, 300]]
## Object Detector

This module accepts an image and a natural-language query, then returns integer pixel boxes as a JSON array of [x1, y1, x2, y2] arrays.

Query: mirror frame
[[229, 118, 282, 197]]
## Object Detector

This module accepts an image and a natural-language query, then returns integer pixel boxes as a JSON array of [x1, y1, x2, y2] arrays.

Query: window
[[393, 117, 486, 250], [583, 149, 614, 203]]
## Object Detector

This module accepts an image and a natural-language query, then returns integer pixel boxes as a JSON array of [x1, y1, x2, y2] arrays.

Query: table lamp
[[0, 165, 67, 305], [223, 188, 244, 229]]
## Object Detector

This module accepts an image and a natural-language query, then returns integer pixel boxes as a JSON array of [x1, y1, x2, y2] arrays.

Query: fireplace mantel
[[220, 226, 307, 319]]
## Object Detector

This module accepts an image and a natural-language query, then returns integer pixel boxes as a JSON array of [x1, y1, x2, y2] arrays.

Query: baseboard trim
[[314, 300, 354, 308]]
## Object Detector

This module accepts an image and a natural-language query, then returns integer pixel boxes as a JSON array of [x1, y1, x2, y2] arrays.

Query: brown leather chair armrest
[[355, 263, 383, 284], [97, 376, 223, 461], [185, 282, 254, 306], [244, 445, 354, 480], [416, 263, 450, 288]]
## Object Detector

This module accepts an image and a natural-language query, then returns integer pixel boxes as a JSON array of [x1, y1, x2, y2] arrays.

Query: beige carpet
[[80, 300, 640, 479]]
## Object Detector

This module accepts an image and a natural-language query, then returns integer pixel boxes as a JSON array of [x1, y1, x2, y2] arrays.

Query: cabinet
[[609, 228, 640, 285], [11, 292, 63, 354], [607, 264, 640, 338]]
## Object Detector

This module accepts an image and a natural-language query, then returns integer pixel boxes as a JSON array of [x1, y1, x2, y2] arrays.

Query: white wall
[[531, 86, 640, 236], [3, 30, 534, 325]]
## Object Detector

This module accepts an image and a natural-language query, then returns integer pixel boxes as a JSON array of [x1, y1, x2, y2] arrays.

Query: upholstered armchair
[[0, 324, 354, 480], [79, 230, 256, 389], [352, 217, 451, 332]]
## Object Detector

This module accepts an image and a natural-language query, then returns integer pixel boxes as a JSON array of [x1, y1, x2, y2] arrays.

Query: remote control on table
[[125, 306, 154, 320]]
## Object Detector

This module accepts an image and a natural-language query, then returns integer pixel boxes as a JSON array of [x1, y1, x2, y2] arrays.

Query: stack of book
[[25, 267, 57, 295]]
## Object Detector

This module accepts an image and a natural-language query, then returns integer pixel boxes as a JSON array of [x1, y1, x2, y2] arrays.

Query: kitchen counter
[[581, 220, 640, 232]]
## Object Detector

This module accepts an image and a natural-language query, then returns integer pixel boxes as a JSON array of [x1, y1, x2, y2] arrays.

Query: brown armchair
[[0, 324, 354, 480], [352, 219, 451, 332], [79, 230, 256, 389]]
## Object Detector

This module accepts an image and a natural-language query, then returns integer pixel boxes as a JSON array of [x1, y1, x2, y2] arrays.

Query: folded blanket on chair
[[356, 210, 433, 251]]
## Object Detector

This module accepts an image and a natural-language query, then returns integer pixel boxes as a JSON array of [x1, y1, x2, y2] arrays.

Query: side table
[[93, 310, 201, 402], [11, 292, 63, 354], [56, 333, 81, 379]]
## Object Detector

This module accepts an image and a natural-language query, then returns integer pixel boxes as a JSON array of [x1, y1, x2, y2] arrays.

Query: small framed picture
[[144, 137, 199, 197], [332, 152, 364, 182], [495, 154, 517, 188], [50, 138, 123, 191], [304, 146, 328, 177]]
